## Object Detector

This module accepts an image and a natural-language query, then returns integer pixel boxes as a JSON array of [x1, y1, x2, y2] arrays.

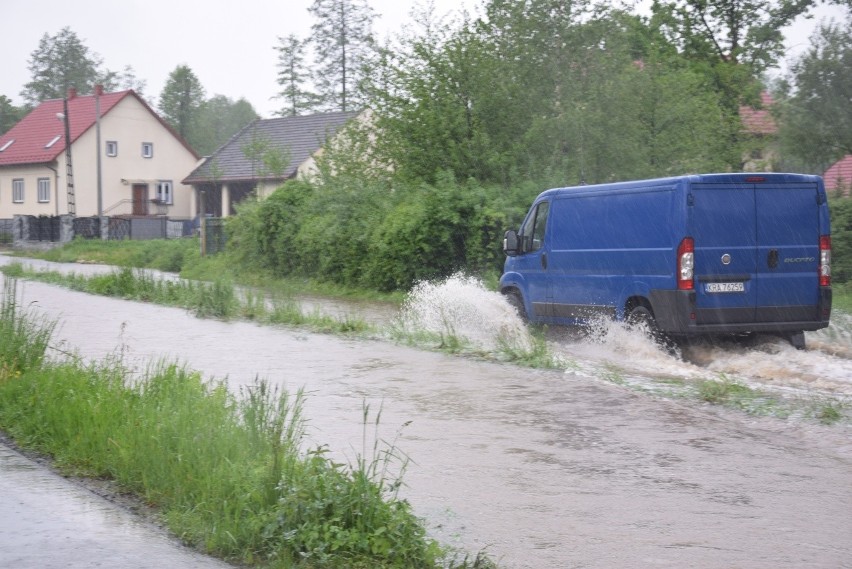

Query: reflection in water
[[1, 261, 851, 568]]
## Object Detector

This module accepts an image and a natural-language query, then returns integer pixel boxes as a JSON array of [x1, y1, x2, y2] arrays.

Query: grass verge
[[1, 262, 373, 335], [0, 278, 494, 568]]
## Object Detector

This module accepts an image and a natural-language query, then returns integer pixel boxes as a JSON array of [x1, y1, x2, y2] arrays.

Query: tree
[[0, 96, 25, 136], [308, 0, 377, 111], [777, 17, 852, 172], [102, 65, 148, 97], [274, 34, 321, 116], [194, 95, 258, 156], [20, 27, 104, 106], [653, 0, 813, 72], [158, 65, 206, 145]]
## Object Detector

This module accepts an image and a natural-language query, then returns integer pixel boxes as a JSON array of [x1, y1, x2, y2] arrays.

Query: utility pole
[[62, 94, 76, 216], [95, 85, 103, 218]]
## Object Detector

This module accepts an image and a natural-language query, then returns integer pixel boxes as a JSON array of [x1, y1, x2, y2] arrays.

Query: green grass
[[12, 238, 405, 304], [0, 278, 493, 568], [833, 283, 852, 313], [1, 263, 373, 335]]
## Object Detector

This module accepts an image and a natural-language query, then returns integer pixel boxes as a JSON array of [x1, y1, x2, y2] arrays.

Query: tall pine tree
[[308, 0, 376, 112], [274, 34, 320, 116]]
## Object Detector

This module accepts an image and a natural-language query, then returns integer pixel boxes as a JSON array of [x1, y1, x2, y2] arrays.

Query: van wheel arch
[[502, 288, 527, 321]]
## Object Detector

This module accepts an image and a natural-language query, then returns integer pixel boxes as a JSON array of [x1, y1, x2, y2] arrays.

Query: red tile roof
[[824, 155, 852, 195], [0, 90, 197, 166], [739, 91, 777, 135]]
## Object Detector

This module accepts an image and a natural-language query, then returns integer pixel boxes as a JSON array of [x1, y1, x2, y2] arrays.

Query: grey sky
[[1, 1, 846, 118]]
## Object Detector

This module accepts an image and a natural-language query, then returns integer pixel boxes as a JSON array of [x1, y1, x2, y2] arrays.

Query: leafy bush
[[829, 198, 852, 284], [228, 172, 510, 292]]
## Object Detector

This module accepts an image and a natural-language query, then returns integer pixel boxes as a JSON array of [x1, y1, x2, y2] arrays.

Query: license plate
[[705, 282, 745, 293]]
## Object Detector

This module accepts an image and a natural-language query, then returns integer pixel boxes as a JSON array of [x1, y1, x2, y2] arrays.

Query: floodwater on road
[[1, 259, 851, 568], [0, 443, 234, 569]]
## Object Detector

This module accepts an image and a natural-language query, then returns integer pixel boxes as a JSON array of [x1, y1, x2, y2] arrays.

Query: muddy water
[[1, 262, 852, 568]]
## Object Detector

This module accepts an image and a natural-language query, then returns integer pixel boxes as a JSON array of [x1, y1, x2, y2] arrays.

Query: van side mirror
[[503, 229, 520, 256]]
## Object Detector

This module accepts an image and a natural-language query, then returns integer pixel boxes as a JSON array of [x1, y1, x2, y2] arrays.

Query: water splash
[[396, 273, 534, 352], [396, 275, 852, 399]]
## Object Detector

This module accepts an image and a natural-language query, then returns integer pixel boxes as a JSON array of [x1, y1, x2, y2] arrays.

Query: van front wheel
[[504, 291, 527, 322]]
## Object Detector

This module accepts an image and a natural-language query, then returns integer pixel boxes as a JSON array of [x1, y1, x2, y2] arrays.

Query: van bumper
[[649, 288, 832, 335]]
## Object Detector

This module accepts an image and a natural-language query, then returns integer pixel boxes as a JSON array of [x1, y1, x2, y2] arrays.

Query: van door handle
[[767, 249, 779, 269], [541, 252, 548, 270]]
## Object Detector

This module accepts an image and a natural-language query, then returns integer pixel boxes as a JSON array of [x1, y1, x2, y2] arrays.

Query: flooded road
[[1, 260, 851, 568], [0, 443, 234, 569]]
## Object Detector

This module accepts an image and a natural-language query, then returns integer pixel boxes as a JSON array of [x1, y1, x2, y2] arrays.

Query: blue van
[[500, 173, 832, 348]]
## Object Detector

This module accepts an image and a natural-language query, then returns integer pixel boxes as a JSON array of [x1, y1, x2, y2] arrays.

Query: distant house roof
[[183, 111, 359, 185], [824, 155, 852, 194], [739, 91, 777, 135], [0, 89, 197, 166]]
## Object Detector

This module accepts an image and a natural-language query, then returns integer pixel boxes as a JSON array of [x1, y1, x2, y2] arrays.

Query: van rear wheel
[[628, 305, 674, 351]]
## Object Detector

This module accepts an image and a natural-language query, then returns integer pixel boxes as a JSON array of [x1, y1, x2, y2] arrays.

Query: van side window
[[520, 202, 549, 252]]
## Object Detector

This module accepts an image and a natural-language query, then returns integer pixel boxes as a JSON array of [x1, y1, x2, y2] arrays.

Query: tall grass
[[1, 264, 373, 334], [0, 278, 55, 376], [0, 278, 469, 567]]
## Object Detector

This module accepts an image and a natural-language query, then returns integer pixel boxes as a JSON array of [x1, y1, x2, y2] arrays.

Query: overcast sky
[[1, 1, 847, 118]]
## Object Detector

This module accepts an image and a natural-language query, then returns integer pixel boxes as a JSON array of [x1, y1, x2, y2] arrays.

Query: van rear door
[[691, 182, 758, 324], [691, 178, 822, 326], [754, 180, 821, 322]]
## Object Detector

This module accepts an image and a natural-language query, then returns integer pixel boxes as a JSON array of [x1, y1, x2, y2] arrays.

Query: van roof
[[541, 173, 824, 198]]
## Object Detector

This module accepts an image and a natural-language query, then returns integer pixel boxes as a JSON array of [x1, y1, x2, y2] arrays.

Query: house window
[[106, 141, 118, 157], [12, 179, 24, 203], [142, 142, 153, 158], [155, 180, 173, 205], [37, 178, 50, 203]]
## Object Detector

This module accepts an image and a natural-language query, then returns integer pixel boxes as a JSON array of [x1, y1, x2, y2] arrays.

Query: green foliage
[[778, 18, 852, 172], [194, 95, 259, 156], [158, 65, 206, 143], [0, 95, 25, 136], [228, 172, 508, 292], [22, 237, 197, 273], [830, 197, 852, 284], [274, 34, 322, 116], [373, 2, 745, 188], [0, 279, 55, 376], [308, 0, 376, 112], [21, 27, 104, 105]]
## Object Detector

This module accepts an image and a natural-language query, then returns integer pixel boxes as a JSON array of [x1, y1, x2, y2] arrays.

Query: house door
[[132, 184, 148, 215]]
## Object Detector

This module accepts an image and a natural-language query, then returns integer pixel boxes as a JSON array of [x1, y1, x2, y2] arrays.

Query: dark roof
[[0, 90, 198, 166], [183, 111, 359, 184]]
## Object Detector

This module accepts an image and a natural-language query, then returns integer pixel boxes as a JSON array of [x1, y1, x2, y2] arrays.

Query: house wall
[[0, 163, 62, 217], [0, 95, 198, 219]]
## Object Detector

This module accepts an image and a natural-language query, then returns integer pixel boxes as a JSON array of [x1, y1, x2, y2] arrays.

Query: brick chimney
[[67, 87, 77, 99], [95, 84, 104, 96]]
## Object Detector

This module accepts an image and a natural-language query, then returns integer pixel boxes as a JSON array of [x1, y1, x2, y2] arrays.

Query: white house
[[0, 87, 200, 219]]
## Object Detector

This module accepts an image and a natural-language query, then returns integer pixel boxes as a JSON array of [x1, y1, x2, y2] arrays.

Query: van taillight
[[820, 235, 831, 287], [678, 237, 695, 290]]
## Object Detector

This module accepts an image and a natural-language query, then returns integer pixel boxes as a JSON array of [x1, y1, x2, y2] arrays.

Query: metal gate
[[28, 215, 60, 241], [73, 217, 101, 239]]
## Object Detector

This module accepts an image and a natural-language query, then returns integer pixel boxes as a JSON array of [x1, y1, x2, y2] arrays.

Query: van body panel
[[501, 173, 832, 339]]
